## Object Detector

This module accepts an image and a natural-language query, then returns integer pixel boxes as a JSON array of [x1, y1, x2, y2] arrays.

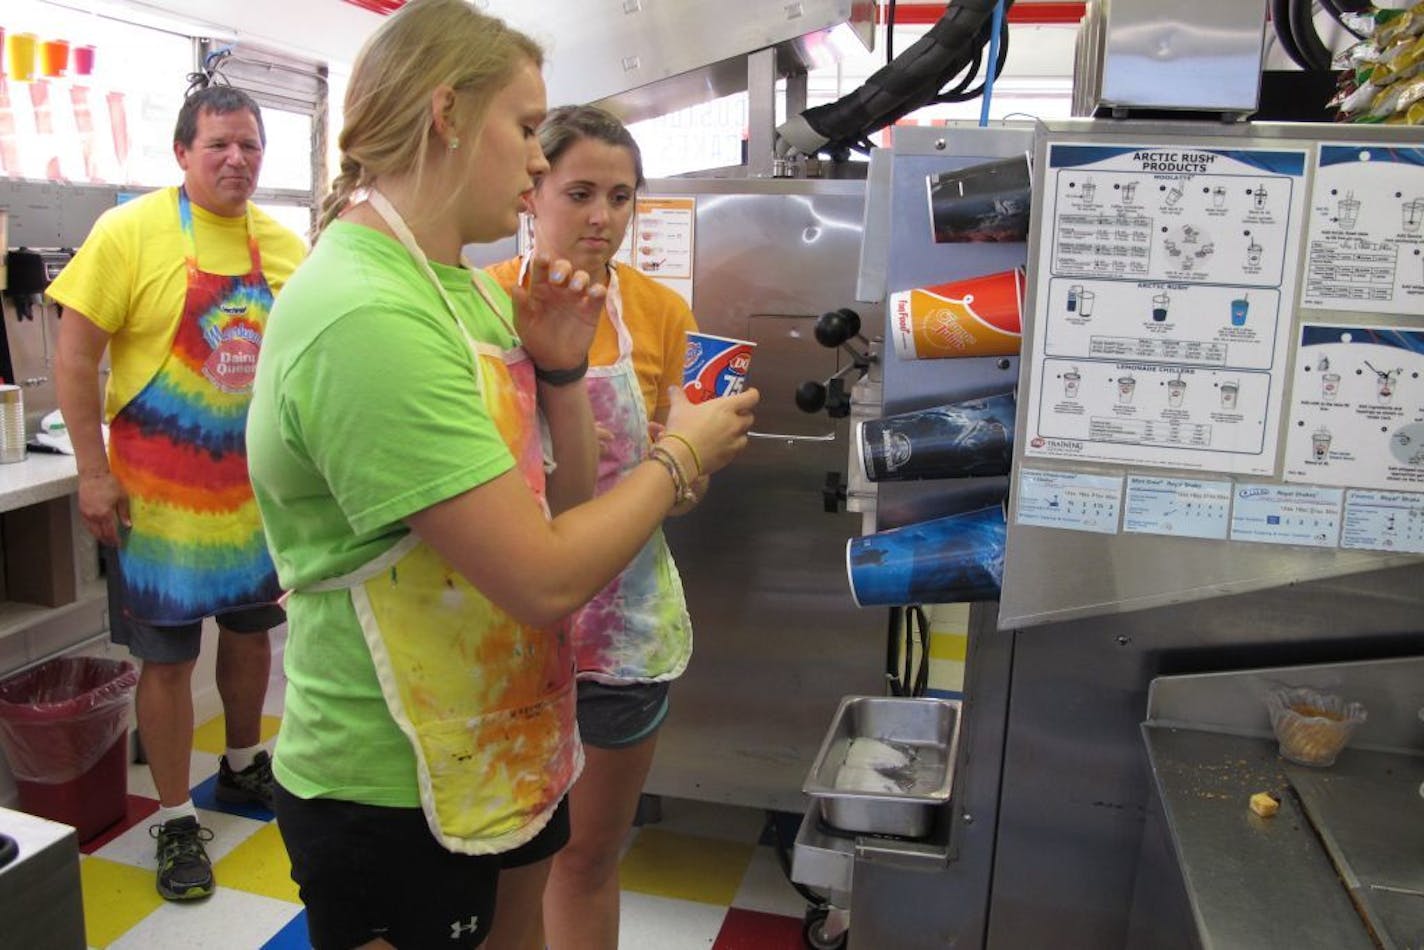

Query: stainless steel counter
[[1141, 655, 1424, 949]]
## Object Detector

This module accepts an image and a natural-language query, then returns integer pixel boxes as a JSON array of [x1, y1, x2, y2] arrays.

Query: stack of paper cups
[[0, 385, 25, 464], [846, 506, 1005, 607], [856, 391, 1015, 482]]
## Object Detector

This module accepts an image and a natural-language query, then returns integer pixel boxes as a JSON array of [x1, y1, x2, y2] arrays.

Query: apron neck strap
[[178, 187, 259, 271]]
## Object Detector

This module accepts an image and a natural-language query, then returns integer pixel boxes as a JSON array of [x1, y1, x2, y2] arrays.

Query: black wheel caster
[[803, 906, 848, 950]]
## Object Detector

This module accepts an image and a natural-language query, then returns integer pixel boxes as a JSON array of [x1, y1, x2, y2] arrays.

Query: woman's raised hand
[[511, 255, 606, 373], [661, 384, 759, 477]]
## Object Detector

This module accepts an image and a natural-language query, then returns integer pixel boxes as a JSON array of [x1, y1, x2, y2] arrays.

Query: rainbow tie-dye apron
[[518, 258, 692, 684], [108, 188, 280, 625], [298, 192, 579, 854]]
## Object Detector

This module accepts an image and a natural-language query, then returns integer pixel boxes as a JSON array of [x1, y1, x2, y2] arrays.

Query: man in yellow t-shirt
[[48, 84, 304, 903]]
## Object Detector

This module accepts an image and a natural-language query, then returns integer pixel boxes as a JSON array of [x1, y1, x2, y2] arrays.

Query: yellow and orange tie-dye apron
[[300, 191, 579, 854], [108, 188, 280, 624]]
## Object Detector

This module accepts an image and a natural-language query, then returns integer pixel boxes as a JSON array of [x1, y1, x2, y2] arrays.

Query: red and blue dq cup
[[682, 331, 756, 404]]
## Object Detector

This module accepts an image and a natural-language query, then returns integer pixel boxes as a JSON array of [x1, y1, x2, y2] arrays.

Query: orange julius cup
[[41, 39, 69, 77], [682, 332, 755, 404], [889, 268, 1023, 360]]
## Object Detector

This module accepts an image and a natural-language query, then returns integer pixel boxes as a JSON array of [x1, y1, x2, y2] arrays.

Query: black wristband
[[533, 357, 588, 386]]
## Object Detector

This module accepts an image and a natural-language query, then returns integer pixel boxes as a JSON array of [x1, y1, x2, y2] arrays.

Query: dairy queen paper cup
[[682, 332, 755, 404], [856, 391, 1016, 482], [846, 506, 1006, 607], [889, 268, 1023, 360]]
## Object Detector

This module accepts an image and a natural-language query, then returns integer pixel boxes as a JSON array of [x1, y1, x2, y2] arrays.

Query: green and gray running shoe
[[151, 816, 215, 901], [217, 750, 275, 811]]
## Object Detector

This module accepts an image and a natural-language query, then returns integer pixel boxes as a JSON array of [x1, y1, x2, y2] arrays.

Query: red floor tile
[[713, 907, 807, 949]]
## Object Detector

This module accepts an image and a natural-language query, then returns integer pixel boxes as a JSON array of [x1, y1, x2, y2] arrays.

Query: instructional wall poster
[[1283, 324, 1424, 490], [1023, 143, 1310, 475], [1302, 145, 1424, 316]]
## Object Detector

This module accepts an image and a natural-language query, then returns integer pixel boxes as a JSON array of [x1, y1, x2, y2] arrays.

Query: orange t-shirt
[[486, 258, 696, 423]]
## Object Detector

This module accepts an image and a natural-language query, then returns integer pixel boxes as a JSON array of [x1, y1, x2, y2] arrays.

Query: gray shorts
[[576, 680, 671, 749], [104, 548, 283, 664]]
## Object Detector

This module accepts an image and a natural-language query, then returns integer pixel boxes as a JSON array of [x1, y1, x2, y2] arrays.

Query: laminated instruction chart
[[1284, 324, 1424, 491], [1302, 145, 1424, 317], [1024, 143, 1309, 476]]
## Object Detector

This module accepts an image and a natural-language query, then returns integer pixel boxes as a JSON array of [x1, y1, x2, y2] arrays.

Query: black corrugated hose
[[777, 0, 1014, 158]]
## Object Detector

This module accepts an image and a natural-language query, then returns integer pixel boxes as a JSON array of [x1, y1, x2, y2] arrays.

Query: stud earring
[[448, 136, 460, 151]]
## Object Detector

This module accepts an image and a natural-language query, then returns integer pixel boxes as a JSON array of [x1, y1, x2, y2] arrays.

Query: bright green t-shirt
[[247, 221, 518, 806]]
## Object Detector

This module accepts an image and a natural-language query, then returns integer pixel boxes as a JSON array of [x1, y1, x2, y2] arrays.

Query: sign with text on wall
[[624, 196, 696, 307], [1022, 142, 1310, 477], [521, 196, 696, 307]]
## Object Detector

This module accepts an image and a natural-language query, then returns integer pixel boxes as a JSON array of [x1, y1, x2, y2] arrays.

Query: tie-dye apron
[[299, 192, 579, 854], [518, 257, 692, 684], [108, 188, 280, 625]]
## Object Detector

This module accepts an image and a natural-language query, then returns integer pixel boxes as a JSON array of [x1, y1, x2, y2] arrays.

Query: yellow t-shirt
[[46, 187, 307, 420], [486, 258, 696, 423]]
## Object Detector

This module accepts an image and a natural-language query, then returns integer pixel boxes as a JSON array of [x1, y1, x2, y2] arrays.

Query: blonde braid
[[314, 155, 364, 241]]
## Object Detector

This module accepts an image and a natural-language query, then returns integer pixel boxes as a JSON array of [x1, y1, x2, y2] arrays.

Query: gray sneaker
[[216, 750, 274, 810], [151, 816, 215, 901]]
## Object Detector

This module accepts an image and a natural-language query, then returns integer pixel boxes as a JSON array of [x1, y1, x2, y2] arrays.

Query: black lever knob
[[814, 308, 862, 348], [822, 471, 847, 513], [796, 380, 827, 413]]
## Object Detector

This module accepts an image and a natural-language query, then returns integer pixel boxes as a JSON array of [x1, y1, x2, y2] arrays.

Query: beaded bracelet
[[659, 432, 703, 477], [648, 445, 696, 505]]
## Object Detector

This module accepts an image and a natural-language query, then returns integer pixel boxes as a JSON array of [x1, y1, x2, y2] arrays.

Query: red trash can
[[0, 657, 138, 842]]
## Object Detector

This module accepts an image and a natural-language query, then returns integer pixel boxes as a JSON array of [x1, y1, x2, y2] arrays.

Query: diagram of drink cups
[[1212, 186, 1227, 208], [1117, 375, 1137, 404], [1067, 284, 1083, 312], [1246, 240, 1263, 267], [1220, 380, 1239, 410], [1252, 184, 1267, 209], [1080, 180, 1097, 203], [1230, 294, 1249, 327], [1121, 181, 1138, 204], [1064, 367, 1081, 399], [1311, 427, 1332, 461], [1077, 289, 1096, 317], [1151, 292, 1170, 323], [1165, 185, 1183, 206], [1338, 192, 1360, 229], [1167, 378, 1186, 408], [1321, 371, 1341, 400], [1404, 198, 1424, 233]]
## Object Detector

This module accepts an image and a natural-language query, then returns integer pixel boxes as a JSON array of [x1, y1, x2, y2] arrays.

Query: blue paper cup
[[682, 332, 755, 404], [856, 392, 1016, 482], [846, 506, 1006, 607]]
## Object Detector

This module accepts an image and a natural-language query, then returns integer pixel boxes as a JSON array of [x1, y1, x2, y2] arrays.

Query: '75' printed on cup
[[683, 332, 756, 404]]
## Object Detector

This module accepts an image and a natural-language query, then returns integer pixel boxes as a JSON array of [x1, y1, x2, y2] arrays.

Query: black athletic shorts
[[273, 783, 570, 949]]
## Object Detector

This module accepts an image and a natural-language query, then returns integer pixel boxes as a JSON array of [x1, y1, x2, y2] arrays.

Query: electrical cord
[[935, 15, 1011, 104], [1289, 0, 1335, 71], [1271, 0, 1312, 70], [764, 810, 830, 909], [886, 0, 897, 66]]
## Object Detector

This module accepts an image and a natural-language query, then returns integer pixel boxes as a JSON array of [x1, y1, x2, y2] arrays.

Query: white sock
[[224, 744, 265, 772], [157, 801, 198, 827]]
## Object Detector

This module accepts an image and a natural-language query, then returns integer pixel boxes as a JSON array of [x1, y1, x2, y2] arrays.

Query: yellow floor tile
[[212, 821, 301, 904], [619, 828, 755, 906], [193, 714, 282, 754], [81, 855, 166, 948]]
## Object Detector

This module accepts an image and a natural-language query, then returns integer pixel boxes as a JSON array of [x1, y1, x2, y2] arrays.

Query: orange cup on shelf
[[6, 32, 38, 82], [41, 39, 70, 77]]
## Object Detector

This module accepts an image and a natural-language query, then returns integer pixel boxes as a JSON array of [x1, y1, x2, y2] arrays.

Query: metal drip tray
[[1290, 752, 1424, 948], [803, 696, 960, 838]]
